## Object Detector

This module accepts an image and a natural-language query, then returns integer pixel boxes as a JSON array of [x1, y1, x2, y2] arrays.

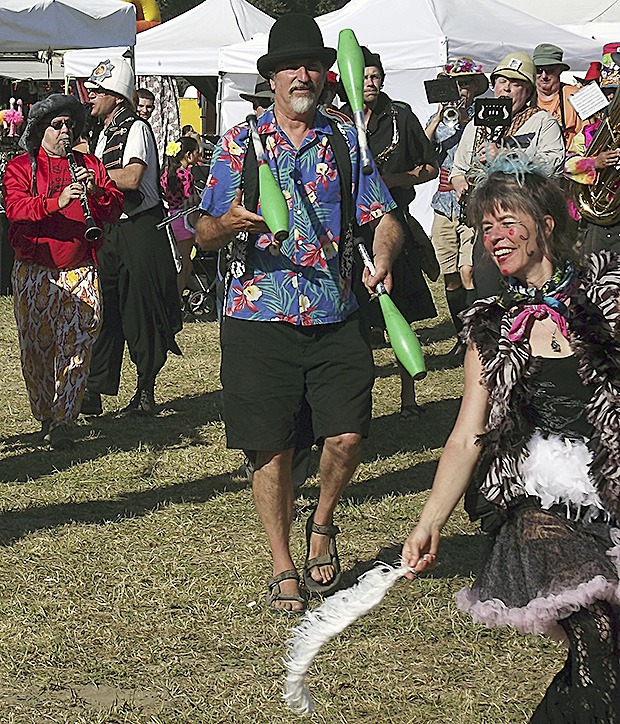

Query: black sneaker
[[39, 420, 51, 441], [44, 423, 73, 450], [80, 390, 102, 416], [118, 388, 156, 417]]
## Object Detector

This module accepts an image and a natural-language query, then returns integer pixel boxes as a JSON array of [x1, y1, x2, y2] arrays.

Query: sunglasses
[[49, 118, 76, 131]]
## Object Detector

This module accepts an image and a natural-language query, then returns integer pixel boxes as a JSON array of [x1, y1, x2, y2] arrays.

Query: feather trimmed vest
[[461, 251, 620, 524]]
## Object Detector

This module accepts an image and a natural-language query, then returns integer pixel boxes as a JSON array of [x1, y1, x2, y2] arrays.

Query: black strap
[[558, 83, 567, 132], [241, 134, 259, 213], [327, 118, 354, 229], [241, 119, 354, 227]]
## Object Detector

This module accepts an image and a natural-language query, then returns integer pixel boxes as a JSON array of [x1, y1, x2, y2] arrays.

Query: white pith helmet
[[85, 57, 135, 104]]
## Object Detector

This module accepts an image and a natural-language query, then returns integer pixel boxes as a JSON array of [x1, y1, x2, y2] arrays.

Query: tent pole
[[123, 45, 136, 75], [216, 71, 224, 136]]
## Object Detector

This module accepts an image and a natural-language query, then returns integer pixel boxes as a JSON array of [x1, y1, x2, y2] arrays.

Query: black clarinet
[[63, 142, 102, 242]]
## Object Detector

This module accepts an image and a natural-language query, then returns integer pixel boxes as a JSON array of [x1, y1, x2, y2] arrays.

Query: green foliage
[[158, 0, 348, 21]]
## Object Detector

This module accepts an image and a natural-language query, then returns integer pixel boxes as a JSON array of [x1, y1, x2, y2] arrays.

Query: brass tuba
[[572, 89, 620, 225]]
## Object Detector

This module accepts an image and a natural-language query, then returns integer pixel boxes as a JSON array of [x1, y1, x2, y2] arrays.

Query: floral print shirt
[[564, 120, 600, 185], [200, 107, 395, 325]]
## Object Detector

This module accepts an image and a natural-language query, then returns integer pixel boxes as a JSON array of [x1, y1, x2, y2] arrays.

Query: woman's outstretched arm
[[402, 344, 490, 578]]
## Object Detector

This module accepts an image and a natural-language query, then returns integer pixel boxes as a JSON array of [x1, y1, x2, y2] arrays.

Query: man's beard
[[289, 83, 317, 113]]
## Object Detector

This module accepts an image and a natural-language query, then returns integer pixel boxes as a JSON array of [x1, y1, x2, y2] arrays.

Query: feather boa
[[283, 562, 411, 714]]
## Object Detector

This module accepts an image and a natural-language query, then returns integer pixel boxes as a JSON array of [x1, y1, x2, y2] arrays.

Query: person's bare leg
[[460, 264, 474, 292], [307, 433, 362, 585], [176, 238, 194, 299], [253, 448, 303, 612]]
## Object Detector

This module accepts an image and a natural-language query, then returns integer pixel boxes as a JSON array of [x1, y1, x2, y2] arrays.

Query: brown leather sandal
[[303, 508, 342, 595], [266, 569, 307, 615]]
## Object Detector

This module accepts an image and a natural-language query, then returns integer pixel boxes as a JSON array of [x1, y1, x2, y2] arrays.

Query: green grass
[[0, 284, 564, 723]]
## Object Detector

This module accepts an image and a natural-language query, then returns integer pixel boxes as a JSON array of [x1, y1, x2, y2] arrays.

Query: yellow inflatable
[[123, 0, 161, 32]]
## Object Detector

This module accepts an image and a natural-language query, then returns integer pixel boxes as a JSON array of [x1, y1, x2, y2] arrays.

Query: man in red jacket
[[2, 94, 123, 448]]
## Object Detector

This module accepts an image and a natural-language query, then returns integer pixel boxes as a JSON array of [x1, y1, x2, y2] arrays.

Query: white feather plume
[[521, 432, 606, 521], [283, 562, 411, 715]]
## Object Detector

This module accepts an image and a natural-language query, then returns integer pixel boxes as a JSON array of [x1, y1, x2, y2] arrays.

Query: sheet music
[[568, 84, 609, 121]]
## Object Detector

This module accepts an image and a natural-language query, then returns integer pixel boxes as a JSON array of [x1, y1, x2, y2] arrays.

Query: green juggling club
[[357, 240, 427, 381], [246, 113, 289, 243], [337, 29, 373, 175]]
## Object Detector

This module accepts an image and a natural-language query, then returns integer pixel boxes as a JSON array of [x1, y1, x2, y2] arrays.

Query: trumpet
[[63, 142, 102, 242], [441, 99, 465, 129]]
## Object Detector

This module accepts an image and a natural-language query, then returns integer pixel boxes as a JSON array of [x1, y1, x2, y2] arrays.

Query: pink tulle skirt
[[457, 439, 620, 638]]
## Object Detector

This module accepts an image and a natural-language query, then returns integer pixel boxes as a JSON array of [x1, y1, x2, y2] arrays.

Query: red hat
[[574, 61, 602, 85]]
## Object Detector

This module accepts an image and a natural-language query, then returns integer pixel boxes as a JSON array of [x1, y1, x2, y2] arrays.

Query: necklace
[[541, 317, 562, 352]]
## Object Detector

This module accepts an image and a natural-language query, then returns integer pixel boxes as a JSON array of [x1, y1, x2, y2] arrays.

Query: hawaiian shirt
[[200, 107, 395, 325]]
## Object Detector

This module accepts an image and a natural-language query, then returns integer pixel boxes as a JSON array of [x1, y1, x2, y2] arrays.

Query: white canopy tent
[[219, 0, 600, 131], [503, 0, 620, 41], [0, 0, 136, 52], [63, 0, 274, 78], [218, 0, 599, 230], [0, 0, 136, 82]]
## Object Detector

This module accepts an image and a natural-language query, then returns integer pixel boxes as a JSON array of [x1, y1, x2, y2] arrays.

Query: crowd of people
[[1, 10, 620, 720]]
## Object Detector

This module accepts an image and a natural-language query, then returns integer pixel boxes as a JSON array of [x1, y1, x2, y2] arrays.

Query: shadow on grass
[[415, 319, 456, 345], [0, 471, 248, 547], [0, 389, 223, 484], [337, 534, 489, 592], [373, 348, 465, 379], [364, 397, 460, 460], [346, 460, 437, 500]]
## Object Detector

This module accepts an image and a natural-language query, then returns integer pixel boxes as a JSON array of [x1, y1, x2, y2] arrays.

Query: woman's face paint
[[481, 206, 545, 279]]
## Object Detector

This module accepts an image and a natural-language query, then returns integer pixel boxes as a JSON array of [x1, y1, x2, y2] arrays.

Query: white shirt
[[95, 117, 160, 217]]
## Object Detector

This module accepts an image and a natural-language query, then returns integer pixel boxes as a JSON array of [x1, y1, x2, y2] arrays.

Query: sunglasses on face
[[49, 118, 76, 131], [536, 65, 562, 75]]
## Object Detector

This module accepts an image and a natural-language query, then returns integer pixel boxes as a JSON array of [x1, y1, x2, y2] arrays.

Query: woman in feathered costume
[[403, 155, 620, 721]]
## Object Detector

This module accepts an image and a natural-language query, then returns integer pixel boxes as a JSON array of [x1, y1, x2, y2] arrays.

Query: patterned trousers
[[12, 261, 101, 429]]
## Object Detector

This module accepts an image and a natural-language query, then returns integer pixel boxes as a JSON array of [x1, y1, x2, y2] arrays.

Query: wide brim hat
[[491, 52, 536, 87], [445, 57, 489, 97], [84, 57, 135, 105], [239, 79, 275, 104], [532, 43, 570, 72], [18, 93, 85, 153], [257, 13, 336, 77]]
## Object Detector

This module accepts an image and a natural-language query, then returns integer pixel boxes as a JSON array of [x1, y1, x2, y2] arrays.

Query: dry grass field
[[0, 285, 564, 723]]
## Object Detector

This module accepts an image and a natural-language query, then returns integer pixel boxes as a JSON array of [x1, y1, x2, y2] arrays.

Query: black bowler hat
[[257, 13, 336, 77]]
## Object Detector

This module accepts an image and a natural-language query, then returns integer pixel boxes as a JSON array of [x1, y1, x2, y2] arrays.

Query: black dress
[[458, 355, 620, 721]]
